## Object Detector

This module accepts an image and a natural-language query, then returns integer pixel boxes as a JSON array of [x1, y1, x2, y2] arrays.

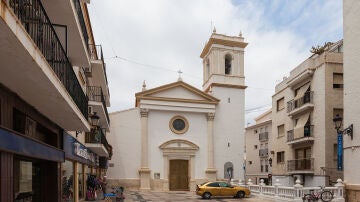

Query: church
[[107, 31, 248, 191]]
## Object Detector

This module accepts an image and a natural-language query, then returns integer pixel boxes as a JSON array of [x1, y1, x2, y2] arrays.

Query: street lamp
[[90, 112, 100, 128], [333, 114, 354, 171], [333, 114, 353, 140]]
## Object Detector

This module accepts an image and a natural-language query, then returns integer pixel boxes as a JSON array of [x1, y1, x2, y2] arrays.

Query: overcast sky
[[87, 0, 342, 124]]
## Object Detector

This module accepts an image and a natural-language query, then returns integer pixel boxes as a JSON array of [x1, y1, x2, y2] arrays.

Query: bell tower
[[200, 29, 247, 91], [200, 29, 248, 181]]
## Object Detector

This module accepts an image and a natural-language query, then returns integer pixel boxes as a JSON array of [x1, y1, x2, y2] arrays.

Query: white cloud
[[87, 0, 342, 124]]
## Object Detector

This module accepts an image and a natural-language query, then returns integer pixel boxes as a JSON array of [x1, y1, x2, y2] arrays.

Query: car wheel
[[202, 192, 212, 199], [236, 191, 245, 198]]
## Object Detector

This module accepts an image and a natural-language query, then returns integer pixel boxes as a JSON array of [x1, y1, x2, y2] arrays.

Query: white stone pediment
[[135, 81, 219, 107], [159, 139, 199, 151]]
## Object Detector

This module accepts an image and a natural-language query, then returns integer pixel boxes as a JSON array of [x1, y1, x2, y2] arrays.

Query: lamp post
[[268, 157, 272, 185], [90, 112, 100, 128], [333, 114, 354, 171], [333, 114, 343, 171], [90, 112, 101, 142]]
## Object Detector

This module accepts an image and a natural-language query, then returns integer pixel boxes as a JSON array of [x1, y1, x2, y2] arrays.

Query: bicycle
[[302, 186, 334, 202]]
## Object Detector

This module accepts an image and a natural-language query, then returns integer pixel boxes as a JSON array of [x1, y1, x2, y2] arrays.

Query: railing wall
[[287, 91, 314, 112], [287, 125, 314, 142], [235, 178, 345, 202], [87, 86, 110, 124], [9, 0, 88, 118]]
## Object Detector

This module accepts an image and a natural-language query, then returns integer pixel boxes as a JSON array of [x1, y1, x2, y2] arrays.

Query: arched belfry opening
[[225, 54, 232, 75], [206, 59, 210, 78]]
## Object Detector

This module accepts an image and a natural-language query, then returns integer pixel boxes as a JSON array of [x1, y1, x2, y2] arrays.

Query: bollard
[[335, 178, 345, 202], [293, 179, 303, 202]]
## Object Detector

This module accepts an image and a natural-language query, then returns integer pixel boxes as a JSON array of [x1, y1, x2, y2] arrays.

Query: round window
[[169, 116, 189, 134]]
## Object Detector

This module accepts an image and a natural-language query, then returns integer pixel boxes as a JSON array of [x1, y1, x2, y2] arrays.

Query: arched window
[[224, 162, 234, 179], [225, 54, 232, 75], [206, 59, 210, 78]]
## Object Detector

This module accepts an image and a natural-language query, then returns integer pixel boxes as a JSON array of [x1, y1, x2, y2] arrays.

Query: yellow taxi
[[196, 181, 251, 199]]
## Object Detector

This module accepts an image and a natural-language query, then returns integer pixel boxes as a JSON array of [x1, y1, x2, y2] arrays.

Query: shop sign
[[74, 142, 96, 164]]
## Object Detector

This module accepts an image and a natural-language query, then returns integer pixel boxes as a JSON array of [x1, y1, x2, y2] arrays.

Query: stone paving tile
[[115, 190, 276, 202]]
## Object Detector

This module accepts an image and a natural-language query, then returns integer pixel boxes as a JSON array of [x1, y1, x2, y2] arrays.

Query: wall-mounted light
[[333, 114, 353, 140]]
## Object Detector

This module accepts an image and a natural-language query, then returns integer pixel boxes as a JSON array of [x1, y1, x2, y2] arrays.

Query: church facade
[[107, 32, 248, 191]]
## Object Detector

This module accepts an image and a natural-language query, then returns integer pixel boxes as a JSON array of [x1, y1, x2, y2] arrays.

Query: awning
[[0, 127, 64, 162], [294, 113, 310, 139], [294, 83, 311, 101]]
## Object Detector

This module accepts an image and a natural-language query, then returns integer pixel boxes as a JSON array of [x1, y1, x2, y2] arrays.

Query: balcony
[[259, 149, 269, 157], [259, 132, 269, 142], [0, 0, 89, 130], [40, 0, 89, 67], [287, 91, 314, 116], [89, 44, 110, 107], [87, 86, 110, 129], [287, 158, 314, 174], [85, 129, 111, 157], [287, 125, 314, 145]]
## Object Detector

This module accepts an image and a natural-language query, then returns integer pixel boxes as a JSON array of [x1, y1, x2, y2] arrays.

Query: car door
[[206, 182, 221, 196], [219, 182, 235, 196]]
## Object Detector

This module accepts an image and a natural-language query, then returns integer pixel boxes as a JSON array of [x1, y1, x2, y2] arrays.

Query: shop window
[[277, 151, 285, 163], [14, 159, 41, 201], [333, 73, 343, 89], [78, 164, 84, 199], [277, 97, 284, 111], [62, 160, 74, 202]]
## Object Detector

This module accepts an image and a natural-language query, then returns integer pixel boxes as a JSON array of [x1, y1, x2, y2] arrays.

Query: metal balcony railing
[[259, 148, 269, 157], [87, 86, 110, 124], [72, 0, 89, 49], [287, 125, 314, 142], [85, 128, 111, 155], [89, 44, 108, 85], [287, 91, 314, 112], [9, 0, 88, 118], [259, 132, 269, 141], [287, 158, 314, 172]]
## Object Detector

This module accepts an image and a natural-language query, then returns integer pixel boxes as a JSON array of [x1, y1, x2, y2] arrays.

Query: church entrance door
[[169, 160, 189, 191]]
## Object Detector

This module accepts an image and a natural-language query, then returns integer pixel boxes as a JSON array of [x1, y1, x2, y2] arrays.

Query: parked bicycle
[[302, 186, 333, 202]]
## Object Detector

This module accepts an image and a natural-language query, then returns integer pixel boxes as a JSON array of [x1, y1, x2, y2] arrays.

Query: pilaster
[[206, 113, 217, 181], [139, 108, 151, 190]]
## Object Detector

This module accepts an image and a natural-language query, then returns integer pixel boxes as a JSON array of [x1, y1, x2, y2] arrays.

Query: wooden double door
[[169, 160, 189, 191]]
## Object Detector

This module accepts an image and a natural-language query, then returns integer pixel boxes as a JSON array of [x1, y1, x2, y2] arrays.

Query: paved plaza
[[103, 190, 275, 202]]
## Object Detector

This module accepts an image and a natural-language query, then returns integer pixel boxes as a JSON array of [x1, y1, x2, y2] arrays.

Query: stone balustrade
[[232, 178, 345, 202]]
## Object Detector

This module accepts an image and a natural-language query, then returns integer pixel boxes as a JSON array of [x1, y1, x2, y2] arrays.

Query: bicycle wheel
[[320, 190, 333, 202], [302, 194, 315, 202]]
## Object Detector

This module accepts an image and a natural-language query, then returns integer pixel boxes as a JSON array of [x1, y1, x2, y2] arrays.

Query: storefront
[[0, 127, 64, 202], [63, 133, 98, 202]]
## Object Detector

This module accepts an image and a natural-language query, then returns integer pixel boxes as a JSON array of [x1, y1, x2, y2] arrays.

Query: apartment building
[[271, 41, 343, 187], [343, 0, 360, 201], [245, 110, 272, 185], [0, 0, 111, 201]]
